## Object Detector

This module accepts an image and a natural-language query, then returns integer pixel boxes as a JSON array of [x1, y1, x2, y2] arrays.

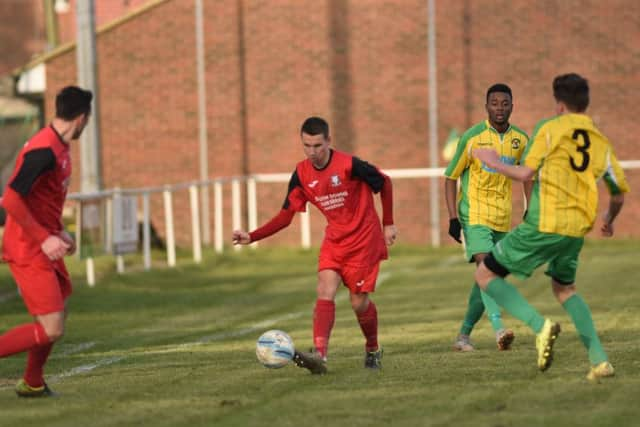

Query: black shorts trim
[[550, 275, 574, 286], [484, 253, 510, 278]]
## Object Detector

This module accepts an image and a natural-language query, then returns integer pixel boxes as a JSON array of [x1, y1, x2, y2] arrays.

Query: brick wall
[[42, 0, 639, 247], [0, 0, 45, 76], [56, 0, 152, 44]]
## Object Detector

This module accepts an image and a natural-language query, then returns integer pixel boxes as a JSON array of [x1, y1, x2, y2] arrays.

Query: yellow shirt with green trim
[[523, 113, 630, 237], [444, 120, 529, 231]]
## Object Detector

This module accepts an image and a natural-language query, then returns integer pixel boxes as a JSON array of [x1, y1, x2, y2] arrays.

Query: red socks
[[356, 301, 379, 352], [24, 343, 54, 388], [0, 322, 50, 358], [312, 299, 379, 357], [313, 299, 335, 358]]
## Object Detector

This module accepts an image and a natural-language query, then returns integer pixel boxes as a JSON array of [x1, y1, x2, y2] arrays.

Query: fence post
[[247, 177, 258, 248], [200, 182, 211, 246], [75, 200, 82, 260], [86, 257, 95, 287], [301, 203, 311, 249], [142, 192, 151, 270], [232, 178, 242, 252], [112, 189, 123, 273], [163, 188, 176, 267], [214, 180, 223, 254], [105, 194, 113, 254], [116, 256, 125, 274], [189, 184, 202, 263]]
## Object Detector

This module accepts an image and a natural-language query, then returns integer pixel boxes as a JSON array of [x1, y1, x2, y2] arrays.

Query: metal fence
[[67, 162, 640, 286]]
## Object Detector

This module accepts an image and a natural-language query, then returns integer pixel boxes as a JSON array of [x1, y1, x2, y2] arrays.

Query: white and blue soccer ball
[[256, 329, 295, 369]]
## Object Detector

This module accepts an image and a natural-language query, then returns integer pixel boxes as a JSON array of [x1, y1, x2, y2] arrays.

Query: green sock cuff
[[561, 293, 578, 309]]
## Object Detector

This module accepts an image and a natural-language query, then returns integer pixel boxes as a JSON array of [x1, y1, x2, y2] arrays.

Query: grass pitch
[[0, 241, 638, 426]]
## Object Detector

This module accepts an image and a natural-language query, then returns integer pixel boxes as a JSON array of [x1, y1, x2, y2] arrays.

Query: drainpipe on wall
[[43, 0, 59, 51]]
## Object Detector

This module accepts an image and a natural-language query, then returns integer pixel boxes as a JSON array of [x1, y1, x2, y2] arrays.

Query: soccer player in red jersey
[[233, 117, 397, 374], [0, 86, 92, 397]]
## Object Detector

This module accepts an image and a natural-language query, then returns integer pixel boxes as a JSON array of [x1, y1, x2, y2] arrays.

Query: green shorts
[[462, 224, 507, 263], [489, 222, 584, 284]]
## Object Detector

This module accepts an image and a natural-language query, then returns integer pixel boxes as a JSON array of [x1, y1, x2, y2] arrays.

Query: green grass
[[0, 241, 638, 426]]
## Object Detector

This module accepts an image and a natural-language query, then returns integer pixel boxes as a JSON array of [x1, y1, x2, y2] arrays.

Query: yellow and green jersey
[[444, 120, 529, 231], [523, 113, 630, 237]]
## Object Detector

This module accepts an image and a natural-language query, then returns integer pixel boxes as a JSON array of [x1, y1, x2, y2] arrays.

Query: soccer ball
[[256, 329, 295, 369]]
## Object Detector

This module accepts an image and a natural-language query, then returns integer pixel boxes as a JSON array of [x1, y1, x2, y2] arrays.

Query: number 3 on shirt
[[570, 129, 590, 172]]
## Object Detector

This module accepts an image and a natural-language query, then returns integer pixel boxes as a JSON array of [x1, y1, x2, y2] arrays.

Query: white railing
[[66, 161, 639, 285]]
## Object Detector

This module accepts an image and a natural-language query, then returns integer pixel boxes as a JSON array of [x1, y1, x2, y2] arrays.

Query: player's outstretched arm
[[233, 208, 296, 245], [41, 235, 71, 260], [384, 224, 398, 246], [59, 230, 77, 255], [444, 178, 461, 243], [601, 194, 624, 237], [1, 187, 50, 244], [232, 230, 251, 245], [473, 148, 535, 182], [0, 187, 70, 260], [600, 151, 629, 237]]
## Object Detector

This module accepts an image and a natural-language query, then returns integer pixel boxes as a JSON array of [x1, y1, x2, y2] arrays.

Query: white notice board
[[113, 195, 138, 254]]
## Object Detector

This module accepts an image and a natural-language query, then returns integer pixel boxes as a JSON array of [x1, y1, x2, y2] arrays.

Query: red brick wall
[[56, 0, 152, 44], [0, 0, 46, 76], [0, 0, 152, 77], [42, 0, 639, 247]]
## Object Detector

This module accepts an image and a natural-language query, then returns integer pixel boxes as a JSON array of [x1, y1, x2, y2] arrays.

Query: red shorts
[[9, 259, 72, 316], [318, 256, 381, 294]]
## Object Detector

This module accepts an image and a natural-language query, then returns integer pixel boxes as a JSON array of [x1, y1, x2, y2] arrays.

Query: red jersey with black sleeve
[[250, 150, 394, 268], [2, 125, 71, 264]]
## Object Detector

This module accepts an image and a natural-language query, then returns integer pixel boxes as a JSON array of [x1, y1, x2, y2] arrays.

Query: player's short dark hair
[[486, 83, 512, 102], [553, 73, 589, 112], [301, 117, 329, 139], [55, 86, 93, 120]]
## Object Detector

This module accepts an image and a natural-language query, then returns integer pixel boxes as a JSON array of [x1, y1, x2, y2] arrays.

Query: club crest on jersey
[[511, 138, 521, 149], [331, 175, 342, 187]]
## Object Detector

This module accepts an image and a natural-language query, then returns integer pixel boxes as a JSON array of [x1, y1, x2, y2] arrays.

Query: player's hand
[[472, 148, 499, 168], [41, 235, 71, 260], [601, 222, 614, 237], [59, 230, 76, 255], [232, 230, 251, 245], [448, 218, 462, 243], [384, 224, 398, 246]]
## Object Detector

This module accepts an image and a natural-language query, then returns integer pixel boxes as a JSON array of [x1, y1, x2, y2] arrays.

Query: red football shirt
[[2, 125, 71, 264], [286, 150, 389, 267]]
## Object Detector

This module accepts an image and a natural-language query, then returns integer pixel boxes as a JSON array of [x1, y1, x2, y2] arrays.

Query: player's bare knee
[[42, 323, 65, 341], [551, 280, 576, 304], [316, 287, 336, 300], [316, 270, 340, 300], [350, 294, 369, 313], [474, 264, 492, 289], [473, 252, 488, 266], [37, 312, 65, 341]]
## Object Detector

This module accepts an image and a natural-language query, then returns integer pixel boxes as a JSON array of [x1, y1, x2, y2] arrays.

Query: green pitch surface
[[0, 241, 638, 426]]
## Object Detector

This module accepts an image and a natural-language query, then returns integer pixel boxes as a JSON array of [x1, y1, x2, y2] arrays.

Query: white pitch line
[[0, 271, 392, 385], [54, 341, 97, 358], [54, 357, 125, 379]]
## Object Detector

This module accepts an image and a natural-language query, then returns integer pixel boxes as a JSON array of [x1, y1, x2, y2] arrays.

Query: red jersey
[[285, 150, 390, 267], [2, 126, 71, 264]]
